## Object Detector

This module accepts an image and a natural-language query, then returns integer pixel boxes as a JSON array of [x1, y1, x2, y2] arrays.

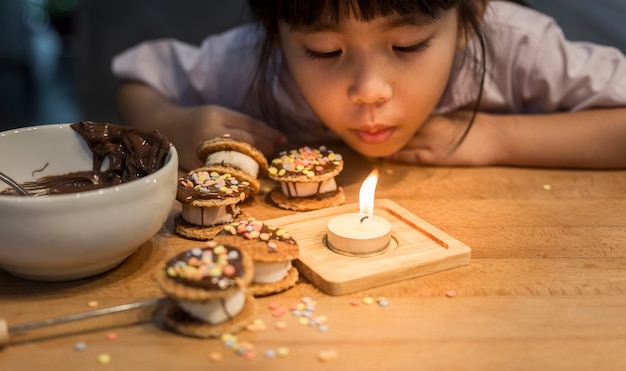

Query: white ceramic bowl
[[0, 123, 178, 281]]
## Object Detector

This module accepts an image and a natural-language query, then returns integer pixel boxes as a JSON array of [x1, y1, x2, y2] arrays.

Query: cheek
[[286, 62, 345, 120]]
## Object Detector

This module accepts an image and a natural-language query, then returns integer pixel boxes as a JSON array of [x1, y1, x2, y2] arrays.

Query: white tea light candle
[[327, 169, 392, 256]]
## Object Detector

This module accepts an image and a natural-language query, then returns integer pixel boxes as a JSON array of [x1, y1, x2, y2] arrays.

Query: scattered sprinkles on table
[[289, 296, 329, 332], [351, 296, 389, 307], [268, 146, 343, 178]]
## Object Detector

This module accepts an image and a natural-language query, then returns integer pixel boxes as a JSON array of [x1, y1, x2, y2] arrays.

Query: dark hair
[[246, 0, 487, 152]]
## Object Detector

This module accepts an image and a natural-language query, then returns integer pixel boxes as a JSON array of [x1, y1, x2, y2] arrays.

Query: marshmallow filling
[[205, 151, 260, 177], [182, 204, 240, 226], [253, 261, 292, 284], [280, 178, 337, 198], [178, 289, 246, 324]]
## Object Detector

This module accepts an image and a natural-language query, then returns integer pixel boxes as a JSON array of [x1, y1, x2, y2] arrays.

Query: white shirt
[[112, 2, 626, 143]]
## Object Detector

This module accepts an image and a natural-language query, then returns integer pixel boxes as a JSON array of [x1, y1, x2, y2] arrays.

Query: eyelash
[[393, 39, 431, 54], [304, 39, 431, 60], [304, 49, 341, 60]]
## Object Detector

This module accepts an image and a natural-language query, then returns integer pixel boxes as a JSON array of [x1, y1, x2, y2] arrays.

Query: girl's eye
[[304, 49, 342, 60], [393, 39, 431, 54]]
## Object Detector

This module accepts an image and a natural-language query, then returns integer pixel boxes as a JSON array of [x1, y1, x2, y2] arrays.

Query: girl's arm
[[115, 82, 286, 171], [387, 108, 626, 169]]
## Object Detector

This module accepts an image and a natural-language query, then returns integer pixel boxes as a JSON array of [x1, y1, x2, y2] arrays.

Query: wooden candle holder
[[266, 199, 471, 296]]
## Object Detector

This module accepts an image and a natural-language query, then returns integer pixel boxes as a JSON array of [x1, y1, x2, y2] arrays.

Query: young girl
[[112, 0, 626, 171]]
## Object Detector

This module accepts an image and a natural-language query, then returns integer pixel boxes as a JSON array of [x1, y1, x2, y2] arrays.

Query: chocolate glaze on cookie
[[268, 146, 343, 179], [165, 244, 246, 290], [176, 168, 255, 204], [218, 218, 298, 251]]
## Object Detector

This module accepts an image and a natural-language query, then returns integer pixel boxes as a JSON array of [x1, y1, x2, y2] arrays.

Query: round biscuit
[[161, 293, 257, 338], [248, 266, 299, 297], [174, 215, 224, 241]]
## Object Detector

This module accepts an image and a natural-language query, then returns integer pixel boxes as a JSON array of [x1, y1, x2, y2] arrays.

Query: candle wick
[[360, 216, 369, 223]]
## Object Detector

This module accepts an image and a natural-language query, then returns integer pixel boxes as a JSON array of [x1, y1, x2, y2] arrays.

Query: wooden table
[[2, 145, 626, 370]]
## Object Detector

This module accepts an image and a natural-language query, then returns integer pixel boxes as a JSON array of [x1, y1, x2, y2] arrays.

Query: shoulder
[[482, 2, 626, 111], [483, 2, 559, 45], [198, 23, 263, 53]]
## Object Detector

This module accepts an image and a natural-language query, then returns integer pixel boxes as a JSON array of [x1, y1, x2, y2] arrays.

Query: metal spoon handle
[[9, 297, 168, 333], [0, 171, 32, 196], [0, 297, 168, 346]]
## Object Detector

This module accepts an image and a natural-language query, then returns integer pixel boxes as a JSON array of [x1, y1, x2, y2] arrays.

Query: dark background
[[1, 0, 624, 132]]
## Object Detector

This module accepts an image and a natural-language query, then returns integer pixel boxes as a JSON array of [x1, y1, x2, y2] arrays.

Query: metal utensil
[[0, 297, 168, 347], [0, 171, 32, 197]]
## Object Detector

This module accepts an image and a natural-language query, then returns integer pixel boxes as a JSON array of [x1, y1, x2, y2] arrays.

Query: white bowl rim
[[0, 123, 178, 204]]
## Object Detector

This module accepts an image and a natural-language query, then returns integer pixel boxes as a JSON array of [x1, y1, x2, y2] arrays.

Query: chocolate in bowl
[[0, 121, 171, 196], [0, 122, 179, 281]]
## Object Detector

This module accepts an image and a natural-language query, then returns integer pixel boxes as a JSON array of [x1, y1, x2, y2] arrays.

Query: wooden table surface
[[2, 145, 626, 370]]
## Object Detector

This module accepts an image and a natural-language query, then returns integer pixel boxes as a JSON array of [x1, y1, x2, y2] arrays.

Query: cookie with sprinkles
[[267, 146, 345, 211], [175, 166, 259, 240], [213, 218, 300, 296], [197, 134, 269, 179], [157, 241, 257, 338]]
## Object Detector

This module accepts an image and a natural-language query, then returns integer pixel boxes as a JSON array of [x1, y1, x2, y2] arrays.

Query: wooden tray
[[266, 199, 471, 295]]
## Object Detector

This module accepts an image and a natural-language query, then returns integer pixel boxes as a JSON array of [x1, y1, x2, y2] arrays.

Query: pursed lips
[[353, 125, 395, 144]]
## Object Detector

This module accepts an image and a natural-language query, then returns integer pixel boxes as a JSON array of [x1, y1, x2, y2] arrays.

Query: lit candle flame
[[359, 169, 379, 217]]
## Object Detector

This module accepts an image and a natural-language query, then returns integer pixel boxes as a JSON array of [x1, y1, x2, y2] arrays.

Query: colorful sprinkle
[[268, 146, 342, 178], [216, 218, 298, 251], [74, 342, 86, 351], [105, 332, 117, 340], [209, 352, 223, 363], [446, 290, 457, 298], [178, 169, 253, 199], [275, 321, 288, 330], [97, 354, 111, 364], [276, 347, 290, 357], [317, 349, 339, 362], [165, 244, 245, 290]]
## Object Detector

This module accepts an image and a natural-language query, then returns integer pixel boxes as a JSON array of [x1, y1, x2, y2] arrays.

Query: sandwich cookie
[[213, 218, 299, 296], [175, 167, 259, 240], [197, 135, 269, 179], [268, 146, 345, 211], [157, 241, 256, 338]]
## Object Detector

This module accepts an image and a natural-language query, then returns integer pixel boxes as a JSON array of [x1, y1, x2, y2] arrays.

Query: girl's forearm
[[474, 108, 626, 169], [115, 82, 203, 170], [116, 82, 186, 140]]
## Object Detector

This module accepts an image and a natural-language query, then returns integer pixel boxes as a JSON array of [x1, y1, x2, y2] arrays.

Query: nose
[[348, 55, 393, 105]]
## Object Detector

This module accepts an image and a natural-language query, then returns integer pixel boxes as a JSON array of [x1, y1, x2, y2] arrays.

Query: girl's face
[[279, 9, 461, 158]]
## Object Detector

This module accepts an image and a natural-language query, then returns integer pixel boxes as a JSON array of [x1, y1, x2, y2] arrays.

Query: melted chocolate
[[0, 121, 171, 196]]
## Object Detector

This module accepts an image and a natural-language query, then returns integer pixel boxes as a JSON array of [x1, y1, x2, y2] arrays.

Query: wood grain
[[1, 149, 625, 370]]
